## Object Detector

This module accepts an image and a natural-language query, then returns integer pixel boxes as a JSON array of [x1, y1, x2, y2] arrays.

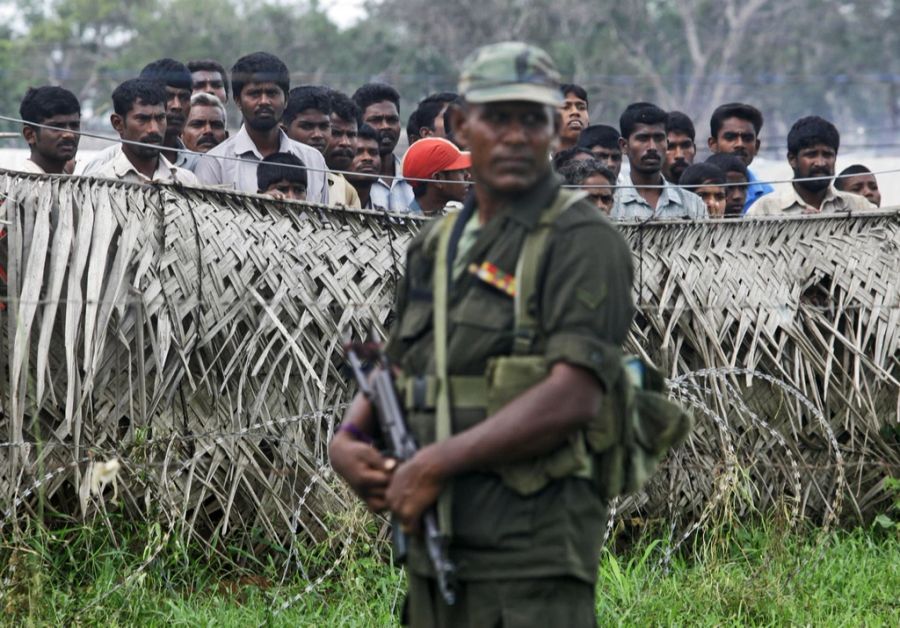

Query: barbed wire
[[4, 113, 900, 191]]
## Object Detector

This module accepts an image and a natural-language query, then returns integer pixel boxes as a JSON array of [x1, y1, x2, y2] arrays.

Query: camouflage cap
[[458, 41, 563, 107]]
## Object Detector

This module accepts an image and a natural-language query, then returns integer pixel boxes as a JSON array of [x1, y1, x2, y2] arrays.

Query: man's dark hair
[[577, 124, 620, 150], [284, 86, 332, 124], [187, 58, 230, 99], [443, 97, 465, 145], [257, 152, 307, 192], [619, 102, 668, 139], [407, 92, 457, 139], [559, 159, 615, 187], [352, 82, 401, 114], [679, 162, 726, 188], [560, 83, 588, 105], [705, 153, 749, 180], [140, 58, 192, 90], [328, 89, 361, 124], [666, 111, 695, 141], [20, 86, 80, 126], [552, 146, 594, 171], [835, 164, 872, 191], [710, 102, 764, 138], [231, 52, 290, 100], [112, 78, 168, 116], [357, 123, 378, 143], [786, 115, 840, 155]]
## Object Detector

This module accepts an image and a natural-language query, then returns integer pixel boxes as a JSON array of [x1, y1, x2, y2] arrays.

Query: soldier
[[330, 42, 635, 626]]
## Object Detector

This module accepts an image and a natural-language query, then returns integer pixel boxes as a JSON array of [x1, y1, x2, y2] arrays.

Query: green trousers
[[403, 573, 596, 627]]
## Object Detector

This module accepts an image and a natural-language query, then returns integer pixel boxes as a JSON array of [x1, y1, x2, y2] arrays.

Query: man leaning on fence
[[330, 41, 636, 627]]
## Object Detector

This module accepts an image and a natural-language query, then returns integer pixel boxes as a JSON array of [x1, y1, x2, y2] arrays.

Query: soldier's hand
[[386, 444, 445, 534], [329, 431, 396, 512]]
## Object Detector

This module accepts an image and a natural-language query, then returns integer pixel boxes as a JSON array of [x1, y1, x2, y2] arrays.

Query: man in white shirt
[[611, 102, 707, 220], [352, 82, 413, 211], [18, 86, 81, 175], [748, 116, 874, 216], [95, 79, 198, 185], [193, 52, 328, 203], [81, 59, 199, 174]]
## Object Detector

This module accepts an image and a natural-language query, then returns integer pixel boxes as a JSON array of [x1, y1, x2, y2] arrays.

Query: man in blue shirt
[[707, 102, 773, 213]]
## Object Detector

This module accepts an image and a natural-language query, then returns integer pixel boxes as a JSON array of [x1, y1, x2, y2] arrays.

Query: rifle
[[346, 344, 457, 605]]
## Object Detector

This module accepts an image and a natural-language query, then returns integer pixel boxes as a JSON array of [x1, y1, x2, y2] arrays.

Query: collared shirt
[[17, 158, 47, 174], [326, 171, 361, 208], [747, 183, 875, 216], [743, 168, 774, 213], [611, 176, 708, 220], [193, 126, 328, 203], [94, 145, 199, 185], [79, 138, 199, 175], [369, 154, 414, 211], [385, 171, 634, 583]]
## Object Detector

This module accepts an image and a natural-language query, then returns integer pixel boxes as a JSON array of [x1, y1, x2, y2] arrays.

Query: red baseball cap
[[402, 138, 471, 182]]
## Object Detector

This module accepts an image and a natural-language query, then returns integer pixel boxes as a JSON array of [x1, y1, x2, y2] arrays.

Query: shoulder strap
[[432, 211, 460, 536], [512, 189, 587, 354]]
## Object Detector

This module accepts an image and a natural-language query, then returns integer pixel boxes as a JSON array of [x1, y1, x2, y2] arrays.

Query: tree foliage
[[1, 0, 899, 139]]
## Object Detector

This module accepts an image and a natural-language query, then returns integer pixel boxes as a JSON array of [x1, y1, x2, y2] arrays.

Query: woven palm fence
[[1, 171, 898, 568]]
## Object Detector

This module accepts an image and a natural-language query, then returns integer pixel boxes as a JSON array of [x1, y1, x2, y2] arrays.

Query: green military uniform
[[383, 42, 636, 627]]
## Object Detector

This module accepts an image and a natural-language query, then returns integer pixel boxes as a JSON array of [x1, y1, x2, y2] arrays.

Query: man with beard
[[183, 92, 227, 154], [81, 59, 198, 173], [345, 124, 382, 209], [748, 116, 874, 215], [352, 82, 412, 211], [95, 79, 198, 185], [324, 90, 362, 208], [576, 124, 623, 181], [663, 111, 695, 183], [194, 52, 328, 203], [187, 59, 229, 104], [611, 102, 707, 220], [406, 92, 457, 144], [557, 83, 589, 152], [18, 86, 81, 174], [707, 103, 773, 213]]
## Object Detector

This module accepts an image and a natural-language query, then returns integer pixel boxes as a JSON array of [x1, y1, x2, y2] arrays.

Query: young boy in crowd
[[705, 153, 750, 217], [257, 152, 308, 201], [679, 163, 728, 217]]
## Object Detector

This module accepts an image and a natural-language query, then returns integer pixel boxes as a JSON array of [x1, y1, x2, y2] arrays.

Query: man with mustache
[[95, 79, 198, 185], [18, 86, 81, 174], [345, 124, 382, 209], [323, 89, 362, 208], [707, 103, 773, 213], [194, 52, 328, 203], [557, 83, 589, 152], [183, 92, 227, 154], [748, 116, 874, 215], [662, 111, 696, 183], [81, 59, 198, 174], [611, 102, 707, 220], [330, 42, 636, 626], [352, 82, 413, 211]]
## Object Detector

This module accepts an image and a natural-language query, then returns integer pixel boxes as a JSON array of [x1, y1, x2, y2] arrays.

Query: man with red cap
[[402, 137, 471, 216]]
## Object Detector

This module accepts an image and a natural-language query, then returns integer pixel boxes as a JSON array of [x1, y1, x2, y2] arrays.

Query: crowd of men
[[14, 52, 887, 218]]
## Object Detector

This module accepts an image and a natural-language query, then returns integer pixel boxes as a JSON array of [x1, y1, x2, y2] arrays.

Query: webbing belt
[[397, 374, 488, 411]]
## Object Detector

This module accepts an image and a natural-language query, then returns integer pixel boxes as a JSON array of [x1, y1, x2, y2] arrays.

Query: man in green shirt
[[330, 41, 635, 627]]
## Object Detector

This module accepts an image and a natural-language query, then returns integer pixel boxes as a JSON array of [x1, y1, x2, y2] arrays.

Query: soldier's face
[[458, 101, 556, 195]]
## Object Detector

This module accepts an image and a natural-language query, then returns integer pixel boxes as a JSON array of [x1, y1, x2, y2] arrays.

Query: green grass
[[1, 519, 897, 626]]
